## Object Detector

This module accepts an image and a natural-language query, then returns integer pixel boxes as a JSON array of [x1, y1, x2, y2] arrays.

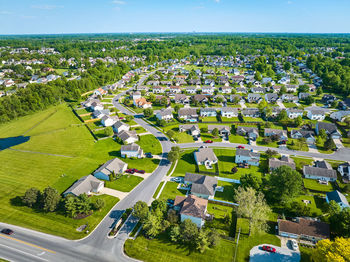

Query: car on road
[[204, 140, 213, 143], [290, 239, 298, 250], [262, 245, 276, 253], [236, 145, 245, 149], [1, 229, 14, 235]]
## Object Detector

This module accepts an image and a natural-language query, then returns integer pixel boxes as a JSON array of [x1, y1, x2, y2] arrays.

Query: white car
[[290, 239, 298, 250]]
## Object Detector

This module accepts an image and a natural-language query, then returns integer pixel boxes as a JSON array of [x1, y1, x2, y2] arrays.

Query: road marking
[[0, 234, 56, 254], [0, 243, 49, 261]]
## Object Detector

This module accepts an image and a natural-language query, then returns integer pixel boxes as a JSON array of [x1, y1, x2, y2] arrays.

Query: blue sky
[[0, 0, 349, 34]]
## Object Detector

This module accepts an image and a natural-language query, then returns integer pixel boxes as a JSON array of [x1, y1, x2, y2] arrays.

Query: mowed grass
[[124, 233, 235, 262], [136, 134, 162, 155], [105, 175, 143, 192], [172, 149, 197, 177], [0, 104, 157, 239], [158, 182, 187, 200]]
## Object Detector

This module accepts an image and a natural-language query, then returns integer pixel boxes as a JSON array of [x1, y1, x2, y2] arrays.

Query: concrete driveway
[[100, 187, 128, 200], [250, 244, 300, 262], [333, 138, 344, 149], [277, 101, 286, 109]]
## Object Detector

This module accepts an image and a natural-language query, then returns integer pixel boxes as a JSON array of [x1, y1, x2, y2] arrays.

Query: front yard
[[105, 175, 144, 192]]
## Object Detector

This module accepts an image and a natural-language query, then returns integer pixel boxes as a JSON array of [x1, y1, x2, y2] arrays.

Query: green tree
[[207, 229, 220, 247], [132, 201, 149, 222], [143, 212, 162, 238], [169, 225, 181, 242], [304, 96, 315, 105], [125, 115, 134, 122], [151, 199, 167, 215], [212, 128, 219, 138], [295, 115, 303, 127], [22, 187, 40, 207], [166, 130, 176, 140], [180, 219, 198, 243], [240, 173, 262, 190], [76, 193, 91, 214], [195, 230, 209, 253], [265, 149, 278, 158], [104, 127, 113, 137], [168, 150, 180, 162], [234, 187, 271, 236], [174, 104, 181, 113], [330, 207, 350, 237], [65, 197, 77, 217], [167, 209, 179, 224], [319, 129, 328, 140], [324, 137, 336, 150], [268, 166, 303, 203], [94, 198, 105, 211], [143, 108, 153, 118], [42, 187, 61, 212], [312, 237, 350, 262]]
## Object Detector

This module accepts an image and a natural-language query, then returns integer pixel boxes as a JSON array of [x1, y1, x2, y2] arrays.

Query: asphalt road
[[1, 69, 349, 261]]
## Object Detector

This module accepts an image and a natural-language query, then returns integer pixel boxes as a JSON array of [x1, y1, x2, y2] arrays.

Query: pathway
[[100, 188, 128, 200], [277, 101, 286, 109]]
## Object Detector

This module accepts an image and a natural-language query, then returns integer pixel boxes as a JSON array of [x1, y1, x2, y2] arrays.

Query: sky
[[0, 0, 350, 35]]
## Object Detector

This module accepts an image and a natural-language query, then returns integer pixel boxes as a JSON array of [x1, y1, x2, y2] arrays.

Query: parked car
[[145, 152, 153, 158], [204, 140, 213, 143], [278, 141, 286, 145], [236, 145, 245, 149], [126, 168, 137, 174], [136, 169, 145, 174], [172, 177, 182, 183], [262, 245, 276, 253], [1, 229, 14, 235], [290, 239, 298, 250]]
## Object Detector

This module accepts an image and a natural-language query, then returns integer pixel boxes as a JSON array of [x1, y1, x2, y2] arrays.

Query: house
[[194, 147, 218, 169], [192, 94, 209, 104], [242, 108, 260, 118], [152, 86, 164, 93], [235, 148, 260, 166], [156, 109, 173, 121], [251, 87, 266, 94], [200, 108, 217, 117], [169, 86, 182, 94], [306, 109, 325, 120], [178, 108, 198, 122], [326, 190, 349, 210], [121, 143, 143, 158], [117, 130, 138, 144], [286, 109, 304, 119], [132, 91, 142, 100], [112, 121, 130, 134], [247, 93, 262, 103], [184, 173, 217, 199], [232, 75, 245, 83], [63, 175, 104, 197], [330, 110, 350, 122], [213, 94, 227, 103], [174, 195, 208, 228], [282, 94, 298, 102], [91, 101, 104, 111], [204, 79, 215, 86], [277, 218, 330, 242], [264, 128, 288, 141], [101, 115, 118, 127], [179, 124, 200, 136], [286, 84, 297, 93], [298, 92, 311, 100], [236, 126, 259, 141], [271, 85, 282, 93], [186, 86, 197, 94], [93, 158, 128, 181], [269, 156, 296, 170], [315, 122, 341, 139], [322, 94, 336, 105], [230, 94, 244, 103], [202, 86, 215, 95], [221, 107, 239, 118], [147, 80, 159, 86], [265, 93, 279, 103], [94, 88, 107, 96], [133, 97, 152, 109], [174, 94, 190, 104], [220, 86, 232, 94], [208, 125, 231, 137], [338, 162, 350, 182], [290, 129, 316, 145], [303, 163, 337, 182], [92, 109, 110, 119], [236, 87, 247, 93]]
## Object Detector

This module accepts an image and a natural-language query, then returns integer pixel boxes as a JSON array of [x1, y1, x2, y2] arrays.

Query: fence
[[208, 198, 238, 207]]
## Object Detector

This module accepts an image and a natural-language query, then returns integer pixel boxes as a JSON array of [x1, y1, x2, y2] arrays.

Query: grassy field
[[214, 181, 238, 202], [158, 182, 187, 200], [105, 175, 144, 192], [303, 179, 335, 192], [136, 134, 162, 155], [229, 135, 248, 144], [172, 149, 197, 177], [0, 104, 154, 239], [124, 233, 235, 262], [287, 138, 309, 151], [316, 138, 333, 154]]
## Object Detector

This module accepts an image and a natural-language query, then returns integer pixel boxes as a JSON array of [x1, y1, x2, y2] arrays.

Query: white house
[[306, 109, 325, 120], [286, 109, 304, 119], [156, 109, 173, 121], [221, 107, 239, 118], [101, 115, 118, 127], [112, 121, 130, 134]]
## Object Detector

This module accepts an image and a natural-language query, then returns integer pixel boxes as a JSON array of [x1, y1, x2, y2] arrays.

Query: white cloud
[[31, 5, 63, 10]]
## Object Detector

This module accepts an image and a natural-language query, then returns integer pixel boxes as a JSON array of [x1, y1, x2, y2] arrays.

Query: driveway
[[250, 244, 300, 262], [333, 138, 344, 149], [308, 144, 319, 153], [277, 101, 286, 109], [100, 187, 128, 200]]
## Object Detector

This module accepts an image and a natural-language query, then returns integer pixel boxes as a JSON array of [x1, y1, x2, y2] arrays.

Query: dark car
[[145, 153, 153, 158], [1, 229, 14, 235], [125, 169, 135, 174], [262, 245, 276, 253], [136, 170, 145, 174]]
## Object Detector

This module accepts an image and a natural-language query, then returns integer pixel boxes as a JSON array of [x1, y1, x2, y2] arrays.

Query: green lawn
[[316, 138, 333, 154], [105, 175, 143, 192], [222, 117, 240, 122], [303, 179, 335, 192], [0, 104, 147, 239], [172, 149, 197, 177], [214, 148, 236, 177], [287, 138, 309, 151], [214, 181, 238, 202], [283, 102, 298, 108], [243, 117, 264, 122], [153, 181, 164, 199], [229, 135, 248, 144], [136, 134, 162, 155], [201, 116, 218, 122], [235, 217, 281, 262], [124, 233, 235, 262], [291, 156, 314, 173], [131, 126, 147, 134], [158, 181, 187, 200], [256, 137, 279, 148], [206, 203, 235, 236], [164, 126, 195, 143], [291, 195, 325, 216], [201, 133, 222, 142]]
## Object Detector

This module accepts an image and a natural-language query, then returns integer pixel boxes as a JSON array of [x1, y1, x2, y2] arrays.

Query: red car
[[204, 140, 213, 143], [262, 245, 276, 253], [136, 170, 145, 174], [125, 169, 136, 174], [237, 145, 245, 149], [1, 229, 14, 235]]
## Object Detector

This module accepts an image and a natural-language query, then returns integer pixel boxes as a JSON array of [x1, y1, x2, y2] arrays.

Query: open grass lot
[[291, 156, 314, 172], [131, 126, 147, 134], [222, 116, 240, 122], [158, 182, 187, 200], [172, 149, 197, 177], [256, 136, 279, 148], [124, 233, 235, 262], [136, 134, 162, 155], [235, 217, 281, 262], [283, 102, 298, 108], [200, 133, 222, 142], [105, 175, 143, 192], [291, 195, 325, 216], [206, 203, 235, 236], [162, 126, 195, 143], [229, 134, 248, 144], [243, 117, 264, 122], [0, 104, 156, 239], [201, 116, 218, 122], [287, 138, 309, 151], [214, 148, 236, 177], [303, 179, 335, 192]]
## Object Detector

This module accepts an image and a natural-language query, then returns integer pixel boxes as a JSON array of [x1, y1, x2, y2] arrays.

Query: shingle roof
[[121, 143, 140, 152], [178, 108, 198, 117], [64, 175, 103, 196], [326, 190, 349, 206], [175, 195, 208, 219], [94, 158, 127, 176], [117, 130, 138, 141], [278, 218, 330, 239], [194, 147, 218, 163], [184, 173, 218, 196], [236, 148, 260, 158], [269, 157, 296, 170], [303, 166, 337, 179]]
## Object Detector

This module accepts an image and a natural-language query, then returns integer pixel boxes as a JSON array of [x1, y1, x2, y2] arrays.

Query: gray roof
[[303, 166, 337, 179], [308, 109, 325, 115], [236, 148, 260, 158], [317, 122, 338, 135], [64, 175, 103, 196], [179, 124, 199, 132], [184, 173, 218, 196], [121, 143, 141, 152], [178, 108, 198, 117], [157, 108, 173, 117], [113, 121, 129, 130], [269, 157, 296, 170], [94, 158, 127, 176], [208, 125, 230, 132], [200, 108, 217, 113], [117, 130, 138, 141], [221, 107, 239, 113], [237, 126, 259, 134], [242, 108, 260, 116], [314, 160, 332, 169], [194, 147, 218, 163]]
